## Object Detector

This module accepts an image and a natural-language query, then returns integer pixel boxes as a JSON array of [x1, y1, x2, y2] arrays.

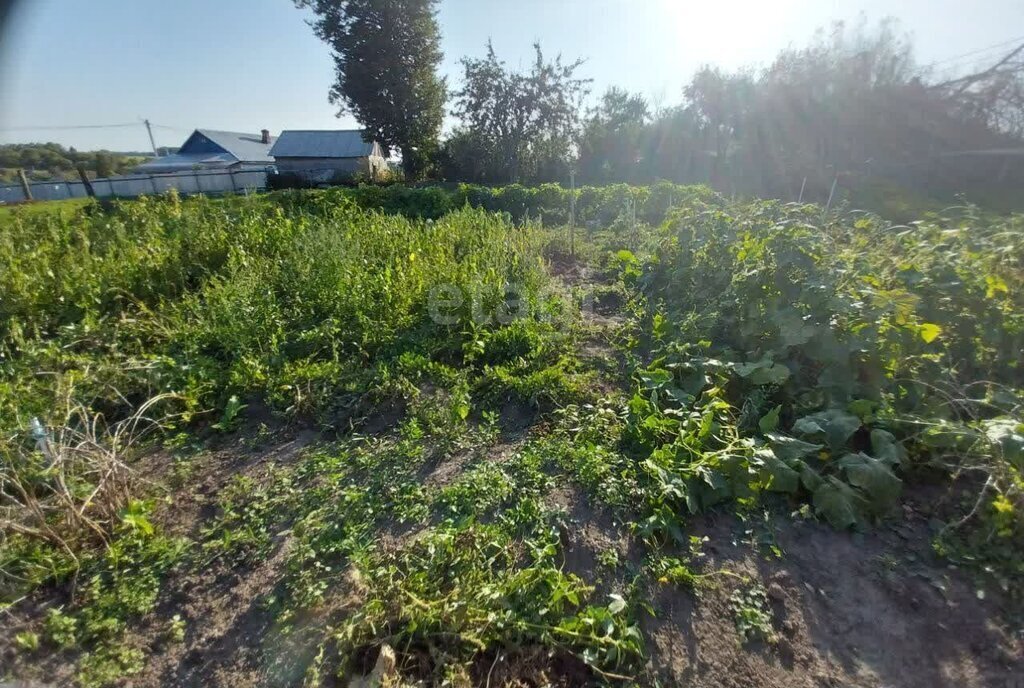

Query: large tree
[[448, 42, 589, 184], [577, 87, 650, 183], [296, 0, 446, 179]]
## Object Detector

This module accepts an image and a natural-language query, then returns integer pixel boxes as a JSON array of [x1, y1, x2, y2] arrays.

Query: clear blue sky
[[1, 0, 1023, 152]]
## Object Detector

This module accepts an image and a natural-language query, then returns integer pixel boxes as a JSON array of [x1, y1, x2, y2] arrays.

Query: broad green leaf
[[640, 368, 672, 389], [982, 418, 1024, 468], [615, 249, 638, 266], [755, 449, 800, 494], [759, 405, 782, 434], [735, 359, 791, 386], [919, 322, 942, 344], [920, 422, 979, 450], [813, 477, 863, 530], [797, 461, 825, 492], [653, 312, 670, 341], [607, 594, 627, 615], [766, 433, 823, 461], [985, 274, 1008, 299], [847, 399, 876, 422], [792, 416, 824, 436], [793, 409, 861, 450], [772, 308, 818, 347], [665, 386, 696, 408], [838, 452, 902, 514], [870, 429, 905, 466]]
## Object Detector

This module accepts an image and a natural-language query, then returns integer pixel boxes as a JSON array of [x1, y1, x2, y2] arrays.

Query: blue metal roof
[[193, 129, 276, 163], [133, 129, 276, 173], [270, 130, 376, 159]]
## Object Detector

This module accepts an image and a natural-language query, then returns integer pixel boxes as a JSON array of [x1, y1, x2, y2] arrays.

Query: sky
[[1, 0, 1023, 152]]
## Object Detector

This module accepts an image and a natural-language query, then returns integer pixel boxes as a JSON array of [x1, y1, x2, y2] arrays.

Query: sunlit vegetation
[[1, 187, 1021, 685]]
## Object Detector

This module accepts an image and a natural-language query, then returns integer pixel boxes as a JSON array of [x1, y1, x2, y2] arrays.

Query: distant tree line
[[0, 143, 149, 183], [299, 3, 1024, 204]]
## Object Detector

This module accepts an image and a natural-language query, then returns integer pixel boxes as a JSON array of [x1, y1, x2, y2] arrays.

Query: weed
[[14, 631, 39, 651], [729, 584, 776, 644]]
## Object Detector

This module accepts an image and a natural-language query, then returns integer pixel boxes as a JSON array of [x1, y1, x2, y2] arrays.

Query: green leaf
[[756, 449, 800, 494], [838, 452, 902, 514], [773, 309, 818, 347], [758, 405, 782, 434], [653, 312, 670, 341], [792, 416, 824, 437], [766, 433, 823, 461], [983, 418, 1024, 468], [847, 399, 876, 422], [735, 359, 791, 386], [640, 368, 672, 389], [985, 274, 1008, 299], [793, 409, 861, 450], [919, 322, 942, 344], [797, 461, 825, 492], [120, 500, 154, 536], [813, 477, 863, 530], [869, 429, 905, 466], [920, 422, 979, 450], [615, 249, 638, 266]]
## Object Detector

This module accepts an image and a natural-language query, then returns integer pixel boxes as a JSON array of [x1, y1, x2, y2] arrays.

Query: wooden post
[[150, 175, 159, 196], [825, 175, 839, 211], [76, 165, 96, 198], [569, 169, 576, 259], [17, 169, 33, 201]]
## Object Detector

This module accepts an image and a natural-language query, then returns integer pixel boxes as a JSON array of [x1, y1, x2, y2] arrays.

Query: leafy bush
[[264, 181, 717, 228], [621, 199, 1023, 542], [0, 194, 547, 432]]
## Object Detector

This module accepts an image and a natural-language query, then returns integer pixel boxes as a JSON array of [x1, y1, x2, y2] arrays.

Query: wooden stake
[[569, 169, 576, 258], [17, 169, 33, 201], [825, 175, 839, 211], [76, 165, 96, 198]]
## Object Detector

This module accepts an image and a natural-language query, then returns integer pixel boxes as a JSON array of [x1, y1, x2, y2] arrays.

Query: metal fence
[[0, 168, 269, 204]]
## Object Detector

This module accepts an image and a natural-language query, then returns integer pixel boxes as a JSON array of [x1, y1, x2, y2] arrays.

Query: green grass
[[0, 197, 94, 221]]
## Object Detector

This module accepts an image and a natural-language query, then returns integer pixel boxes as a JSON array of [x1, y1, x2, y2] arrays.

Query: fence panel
[[0, 168, 268, 205]]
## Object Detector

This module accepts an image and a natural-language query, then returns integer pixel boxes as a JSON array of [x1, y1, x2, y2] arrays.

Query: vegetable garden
[[1, 186, 1021, 687]]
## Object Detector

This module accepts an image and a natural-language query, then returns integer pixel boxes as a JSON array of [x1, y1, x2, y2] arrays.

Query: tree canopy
[[297, 0, 447, 179], [0, 143, 145, 183], [439, 42, 589, 184]]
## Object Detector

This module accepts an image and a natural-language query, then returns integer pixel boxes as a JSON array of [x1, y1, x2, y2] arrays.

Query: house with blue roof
[[269, 129, 387, 182], [134, 129, 276, 174]]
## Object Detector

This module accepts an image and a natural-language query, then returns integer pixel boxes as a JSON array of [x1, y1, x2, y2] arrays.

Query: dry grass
[[0, 393, 179, 562]]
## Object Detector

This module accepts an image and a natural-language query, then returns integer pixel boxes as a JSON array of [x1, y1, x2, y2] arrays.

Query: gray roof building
[[270, 130, 387, 182], [269, 130, 382, 159], [135, 129, 276, 174]]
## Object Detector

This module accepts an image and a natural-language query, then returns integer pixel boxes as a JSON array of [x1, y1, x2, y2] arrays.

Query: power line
[[149, 123, 194, 132], [0, 122, 139, 132], [921, 34, 1024, 71]]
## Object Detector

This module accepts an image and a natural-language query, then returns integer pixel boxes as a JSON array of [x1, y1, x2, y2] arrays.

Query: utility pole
[[144, 119, 159, 157]]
